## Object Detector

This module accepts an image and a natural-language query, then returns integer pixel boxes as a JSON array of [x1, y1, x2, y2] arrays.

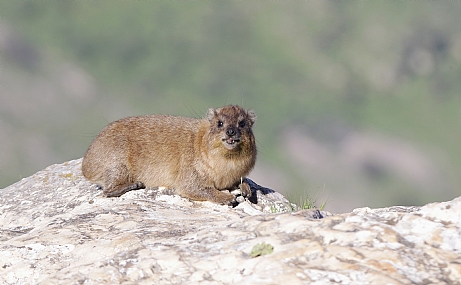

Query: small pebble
[[231, 189, 242, 196]]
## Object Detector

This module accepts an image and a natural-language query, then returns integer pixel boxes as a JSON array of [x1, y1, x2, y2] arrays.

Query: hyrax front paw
[[239, 181, 252, 198], [216, 190, 237, 206]]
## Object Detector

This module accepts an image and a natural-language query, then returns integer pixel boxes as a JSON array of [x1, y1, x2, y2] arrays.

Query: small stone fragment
[[231, 189, 242, 196], [236, 196, 245, 203]]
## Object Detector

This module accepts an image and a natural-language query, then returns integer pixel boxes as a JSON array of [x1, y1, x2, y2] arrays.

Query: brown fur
[[81, 105, 257, 205]]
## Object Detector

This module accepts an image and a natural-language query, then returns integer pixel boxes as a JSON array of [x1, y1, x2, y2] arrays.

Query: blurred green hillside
[[1, 1, 461, 212]]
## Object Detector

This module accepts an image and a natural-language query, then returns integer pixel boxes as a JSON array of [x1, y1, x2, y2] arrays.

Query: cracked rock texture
[[1, 159, 460, 284]]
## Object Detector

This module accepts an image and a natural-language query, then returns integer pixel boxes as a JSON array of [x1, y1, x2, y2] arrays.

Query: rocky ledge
[[0, 159, 460, 284]]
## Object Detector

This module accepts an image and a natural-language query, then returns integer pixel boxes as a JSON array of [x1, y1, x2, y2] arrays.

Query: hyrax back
[[81, 105, 257, 205]]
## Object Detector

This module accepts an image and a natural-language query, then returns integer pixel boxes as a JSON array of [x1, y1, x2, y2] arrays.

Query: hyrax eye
[[238, 120, 246, 128], [217, 120, 224, 128]]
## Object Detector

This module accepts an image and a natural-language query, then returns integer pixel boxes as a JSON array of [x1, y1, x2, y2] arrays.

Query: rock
[[1, 159, 460, 284]]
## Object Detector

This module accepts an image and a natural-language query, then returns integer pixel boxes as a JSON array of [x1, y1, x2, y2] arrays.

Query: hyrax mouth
[[223, 137, 241, 149], [225, 137, 240, 144]]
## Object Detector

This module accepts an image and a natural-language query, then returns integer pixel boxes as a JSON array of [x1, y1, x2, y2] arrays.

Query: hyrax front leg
[[229, 178, 252, 198], [179, 186, 236, 205], [238, 179, 252, 198]]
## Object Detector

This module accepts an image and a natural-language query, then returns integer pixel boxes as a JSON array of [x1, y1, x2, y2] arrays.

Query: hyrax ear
[[206, 108, 217, 122], [247, 109, 257, 125]]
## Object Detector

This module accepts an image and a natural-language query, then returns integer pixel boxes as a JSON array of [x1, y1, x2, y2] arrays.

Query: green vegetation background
[[1, 2, 461, 211]]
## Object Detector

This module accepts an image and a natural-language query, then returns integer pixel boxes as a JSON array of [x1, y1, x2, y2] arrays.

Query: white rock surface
[[1, 159, 460, 284]]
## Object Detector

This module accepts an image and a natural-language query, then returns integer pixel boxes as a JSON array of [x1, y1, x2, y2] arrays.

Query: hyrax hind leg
[[102, 165, 145, 197]]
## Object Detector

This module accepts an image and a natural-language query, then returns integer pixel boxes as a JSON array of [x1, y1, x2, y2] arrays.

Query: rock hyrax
[[81, 105, 257, 205]]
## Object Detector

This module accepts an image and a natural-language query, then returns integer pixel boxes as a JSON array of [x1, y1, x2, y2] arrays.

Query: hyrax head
[[207, 105, 256, 150]]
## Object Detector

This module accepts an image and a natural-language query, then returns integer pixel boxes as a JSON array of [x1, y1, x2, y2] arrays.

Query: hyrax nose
[[226, 128, 236, 137]]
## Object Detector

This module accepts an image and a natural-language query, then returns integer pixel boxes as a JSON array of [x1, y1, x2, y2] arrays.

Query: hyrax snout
[[81, 105, 257, 205]]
